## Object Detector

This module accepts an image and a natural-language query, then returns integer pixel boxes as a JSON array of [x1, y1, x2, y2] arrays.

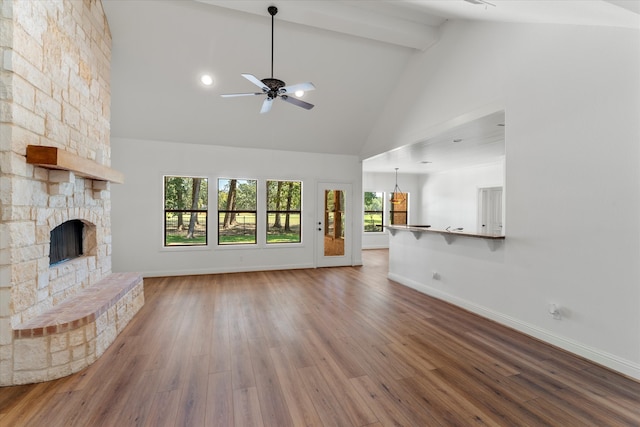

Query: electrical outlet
[[432, 271, 440, 280]]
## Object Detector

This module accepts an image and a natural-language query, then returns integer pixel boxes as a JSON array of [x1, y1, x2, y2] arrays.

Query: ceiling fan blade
[[260, 98, 273, 114], [241, 73, 268, 91], [221, 92, 263, 98], [281, 95, 314, 110], [281, 82, 316, 94]]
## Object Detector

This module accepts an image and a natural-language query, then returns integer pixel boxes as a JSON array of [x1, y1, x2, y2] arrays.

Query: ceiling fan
[[221, 6, 315, 114]]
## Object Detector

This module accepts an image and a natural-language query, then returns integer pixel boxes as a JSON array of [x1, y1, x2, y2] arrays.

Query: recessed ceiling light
[[200, 74, 214, 86], [295, 90, 305, 97]]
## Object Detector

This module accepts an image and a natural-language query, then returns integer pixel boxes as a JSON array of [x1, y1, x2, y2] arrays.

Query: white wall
[[111, 138, 363, 276], [363, 21, 640, 379], [362, 171, 420, 249], [418, 161, 504, 232]]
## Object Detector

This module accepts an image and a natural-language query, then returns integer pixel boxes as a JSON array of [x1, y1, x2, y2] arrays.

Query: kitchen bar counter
[[387, 225, 504, 249]]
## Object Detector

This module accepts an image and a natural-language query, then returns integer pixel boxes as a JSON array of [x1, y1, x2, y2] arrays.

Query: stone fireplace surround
[[0, 0, 143, 385], [3, 167, 144, 385]]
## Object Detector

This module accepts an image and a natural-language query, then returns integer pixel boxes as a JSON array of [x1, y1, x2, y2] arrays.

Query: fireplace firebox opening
[[50, 220, 84, 265]]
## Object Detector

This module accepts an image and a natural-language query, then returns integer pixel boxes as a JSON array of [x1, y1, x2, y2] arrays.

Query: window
[[266, 180, 302, 244], [364, 192, 384, 232], [164, 176, 208, 246], [390, 192, 408, 225], [218, 178, 257, 245]]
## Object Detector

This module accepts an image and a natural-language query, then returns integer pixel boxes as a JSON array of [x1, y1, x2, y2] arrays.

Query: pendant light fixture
[[390, 168, 405, 205]]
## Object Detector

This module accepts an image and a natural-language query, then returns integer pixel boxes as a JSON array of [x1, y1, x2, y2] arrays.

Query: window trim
[[163, 175, 209, 247], [217, 178, 258, 246], [389, 191, 409, 226], [363, 191, 385, 233], [266, 179, 303, 245]]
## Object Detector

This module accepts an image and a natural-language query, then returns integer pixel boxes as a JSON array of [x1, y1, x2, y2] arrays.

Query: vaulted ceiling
[[103, 0, 639, 172]]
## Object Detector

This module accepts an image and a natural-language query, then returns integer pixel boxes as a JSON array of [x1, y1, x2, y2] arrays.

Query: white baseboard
[[388, 272, 640, 381], [138, 263, 316, 278]]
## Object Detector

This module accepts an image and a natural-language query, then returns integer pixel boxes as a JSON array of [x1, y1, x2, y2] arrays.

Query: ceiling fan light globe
[[200, 74, 213, 86]]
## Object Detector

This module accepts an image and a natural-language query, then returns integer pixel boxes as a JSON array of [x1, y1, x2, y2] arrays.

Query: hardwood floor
[[1, 249, 639, 426]]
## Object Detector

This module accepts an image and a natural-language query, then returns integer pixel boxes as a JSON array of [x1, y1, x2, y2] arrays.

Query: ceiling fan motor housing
[[261, 77, 286, 98], [261, 78, 285, 91]]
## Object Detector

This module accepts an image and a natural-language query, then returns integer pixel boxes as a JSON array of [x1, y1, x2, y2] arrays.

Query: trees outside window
[[364, 192, 384, 232], [218, 178, 257, 245], [325, 189, 345, 240], [164, 176, 208, 246], [267, 180, 302, 243], [390, 192, 408, 225]]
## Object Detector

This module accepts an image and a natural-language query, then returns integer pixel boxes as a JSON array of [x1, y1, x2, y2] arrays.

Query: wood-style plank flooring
[[1, 249, 639, 426]]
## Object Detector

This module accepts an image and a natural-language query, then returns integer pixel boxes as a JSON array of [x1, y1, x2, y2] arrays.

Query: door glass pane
[[324, 189, 345, 256]]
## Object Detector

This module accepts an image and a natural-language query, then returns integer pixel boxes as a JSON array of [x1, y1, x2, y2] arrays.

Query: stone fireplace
[[6, 168, 109, 322], [0, 0, 142, 386]]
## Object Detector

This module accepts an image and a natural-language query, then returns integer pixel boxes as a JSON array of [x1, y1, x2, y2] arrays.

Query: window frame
[[389, 191, 409, 226], [163, 176, 209, 247], [266, 180, 303, 244], [217, 178, 258, 246], [363, 191, 385, 233]]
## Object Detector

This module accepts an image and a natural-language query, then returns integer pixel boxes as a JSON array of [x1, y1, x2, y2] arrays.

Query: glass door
[[317, 183, 352, 267]]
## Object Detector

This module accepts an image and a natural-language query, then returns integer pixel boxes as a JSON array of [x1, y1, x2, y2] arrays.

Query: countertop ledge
[[387, 225, 505, 240]]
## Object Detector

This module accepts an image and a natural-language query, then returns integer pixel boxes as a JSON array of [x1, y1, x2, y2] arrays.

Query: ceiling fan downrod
[[262, 6, 284, 99], [268, 6, 277, 79]]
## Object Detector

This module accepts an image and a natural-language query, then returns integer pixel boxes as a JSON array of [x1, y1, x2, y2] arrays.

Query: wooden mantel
[[26, 145, 124, 184]]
